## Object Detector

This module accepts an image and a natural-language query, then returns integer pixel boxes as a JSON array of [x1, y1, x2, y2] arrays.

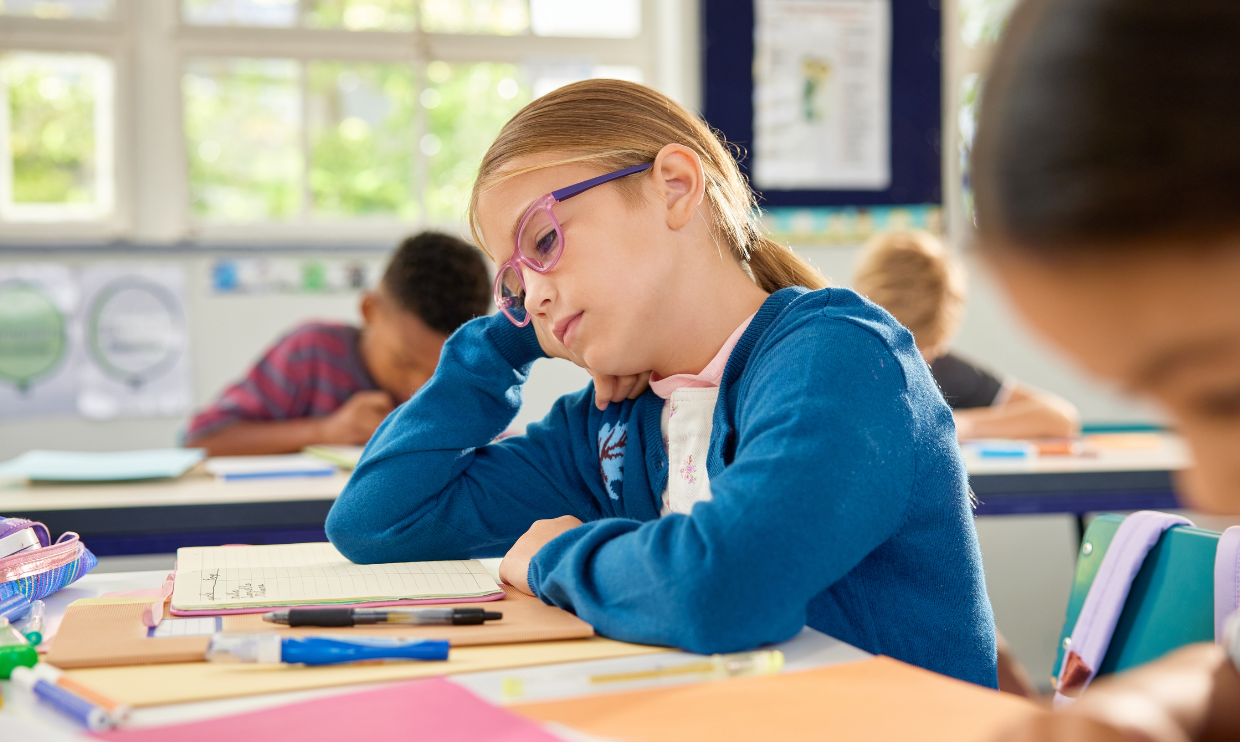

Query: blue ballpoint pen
[[205, 633, 450, 666]]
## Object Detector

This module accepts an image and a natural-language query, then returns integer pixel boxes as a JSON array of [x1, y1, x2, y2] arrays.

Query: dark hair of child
[[382, 231, 492, 334], [973, 0, 1240, 251]]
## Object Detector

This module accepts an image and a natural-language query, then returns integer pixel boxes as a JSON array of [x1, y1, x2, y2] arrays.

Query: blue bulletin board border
[[702, 0, 943, 208]]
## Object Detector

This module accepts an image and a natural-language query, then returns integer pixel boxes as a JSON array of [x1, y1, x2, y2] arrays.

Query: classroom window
[[183, 58, 303, 221], [2, 0, 681, 242], [182, 57, 642, 224], [0, 0, 114, 20], [946, 0, 1018, 238], [307, 62, 419, 219], [181, 0, 640, 37], [0, 51, 115, 222]]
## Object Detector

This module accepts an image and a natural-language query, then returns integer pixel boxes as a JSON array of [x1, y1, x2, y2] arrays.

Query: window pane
[[530, 0, 639, 38], [959, 0, 1016, 47], [423, 61, 529, 221], [303, 0, 416, 31], [958, 73, 981, 223], [184, 58, 302, 221], [421, 0, 528, 35], [307, 62, 417, 218], [182, 0, 297, 27], [0, 0, 113, 19], [528, 61, 642, 99], [2, 52, 114, 221]]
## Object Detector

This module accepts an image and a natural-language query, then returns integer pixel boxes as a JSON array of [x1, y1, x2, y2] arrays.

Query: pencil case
[[0, 517, 97, 603]]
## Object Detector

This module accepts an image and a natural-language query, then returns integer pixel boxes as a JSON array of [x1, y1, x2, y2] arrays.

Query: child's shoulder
[[768, 286, 919, 359], [275, 321, 361, 352]]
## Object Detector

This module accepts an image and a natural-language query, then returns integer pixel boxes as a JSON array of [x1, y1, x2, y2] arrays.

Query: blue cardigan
[[326, 287, 998, 687]]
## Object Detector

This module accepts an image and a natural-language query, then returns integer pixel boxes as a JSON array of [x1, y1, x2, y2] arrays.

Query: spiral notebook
[[170, 542, 504, 613]]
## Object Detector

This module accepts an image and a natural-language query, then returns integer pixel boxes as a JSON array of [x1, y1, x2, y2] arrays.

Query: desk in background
[[0, 435, 1189, 555], [0, 472, 348, 555], [967, 433, 1188, 538]]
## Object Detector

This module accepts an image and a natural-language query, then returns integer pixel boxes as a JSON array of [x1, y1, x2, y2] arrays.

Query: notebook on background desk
[[170, 542, 505, 614]]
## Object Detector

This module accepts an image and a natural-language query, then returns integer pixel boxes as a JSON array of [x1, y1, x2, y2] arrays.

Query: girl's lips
[[558, 312, 584, 348]]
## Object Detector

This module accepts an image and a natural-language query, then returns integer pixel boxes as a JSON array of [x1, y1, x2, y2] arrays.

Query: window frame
[[942, 0, 1007, 247], [0, 0, 700, 247], [0, 8, 133, 241]]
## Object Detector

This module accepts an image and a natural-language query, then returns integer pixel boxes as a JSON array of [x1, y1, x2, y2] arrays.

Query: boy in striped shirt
[[186, 232, 490, 456]]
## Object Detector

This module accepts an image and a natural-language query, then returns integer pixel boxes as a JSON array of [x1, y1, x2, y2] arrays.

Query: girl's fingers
[[594, 374, 615, 410], [594, 372, 654, 409], [611, 375, 637, 403], [627, 371, 652, 399]]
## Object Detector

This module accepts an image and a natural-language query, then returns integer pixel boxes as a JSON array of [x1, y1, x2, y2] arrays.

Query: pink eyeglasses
[[494, 162, 654, 326]]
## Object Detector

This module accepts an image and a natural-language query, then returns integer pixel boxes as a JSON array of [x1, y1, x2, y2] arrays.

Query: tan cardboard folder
[[513, 656, 1040, 742], [49, 586, 593, 669], [65, 639, 667, 708]]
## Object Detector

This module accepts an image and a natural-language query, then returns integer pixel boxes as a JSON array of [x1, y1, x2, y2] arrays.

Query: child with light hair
[[854, 229, 1079, 441]]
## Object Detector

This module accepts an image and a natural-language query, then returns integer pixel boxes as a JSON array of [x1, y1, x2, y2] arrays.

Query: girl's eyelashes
[[535, 229, 559, 258]]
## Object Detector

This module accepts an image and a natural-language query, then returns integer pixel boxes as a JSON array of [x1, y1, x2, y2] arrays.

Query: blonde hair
[[466, 79, 826, 294], [853, 230, 966, 357]]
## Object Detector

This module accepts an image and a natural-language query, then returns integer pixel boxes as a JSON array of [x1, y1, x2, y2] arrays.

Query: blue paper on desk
[[0, 449, 205, 482]]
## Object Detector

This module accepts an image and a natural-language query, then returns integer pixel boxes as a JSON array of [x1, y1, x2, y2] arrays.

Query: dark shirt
[[931, 352, 1007, 410]]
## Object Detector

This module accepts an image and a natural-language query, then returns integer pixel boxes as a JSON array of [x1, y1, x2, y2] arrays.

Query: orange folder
[[512, 655, 1040, 742]]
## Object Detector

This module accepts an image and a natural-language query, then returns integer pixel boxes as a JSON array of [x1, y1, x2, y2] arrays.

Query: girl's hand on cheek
[[499, 515, 584, 595], [531, 316, 651, 409], [593, 371, 651, 410]]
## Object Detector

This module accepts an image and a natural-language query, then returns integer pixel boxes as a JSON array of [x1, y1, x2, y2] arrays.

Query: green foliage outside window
[[307, 62, 418, 219], [424, 61, 530, 221], [5, 55, 98, 205], [183, 58, 302, 221]]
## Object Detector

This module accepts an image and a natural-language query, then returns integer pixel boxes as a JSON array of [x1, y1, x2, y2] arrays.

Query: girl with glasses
[[326, 79, 998, 688]]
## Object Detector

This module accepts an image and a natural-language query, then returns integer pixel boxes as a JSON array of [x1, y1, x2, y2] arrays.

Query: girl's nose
[[521, 269, 556, 318]]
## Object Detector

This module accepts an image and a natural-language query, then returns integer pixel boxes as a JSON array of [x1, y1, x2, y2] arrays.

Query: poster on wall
[[752, 0, 892, 190], [77, 264, 192, 420], [0, 264, 82, 418]]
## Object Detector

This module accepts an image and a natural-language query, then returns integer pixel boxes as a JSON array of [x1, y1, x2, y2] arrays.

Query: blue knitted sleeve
[[325, 313, 604, 563]]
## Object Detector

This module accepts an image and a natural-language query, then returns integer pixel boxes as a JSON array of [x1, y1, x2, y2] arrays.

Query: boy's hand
[[499, 515, 583, 594], [321, 390, 395, 444], [531, 316, 652, 410]]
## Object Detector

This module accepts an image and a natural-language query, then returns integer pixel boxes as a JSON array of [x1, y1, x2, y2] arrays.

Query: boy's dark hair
[[974, 0, 1240, 251], [381, 232, 491, 334]]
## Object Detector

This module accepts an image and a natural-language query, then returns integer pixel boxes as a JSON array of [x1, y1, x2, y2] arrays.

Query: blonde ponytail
[[468, 79, 827, 292]]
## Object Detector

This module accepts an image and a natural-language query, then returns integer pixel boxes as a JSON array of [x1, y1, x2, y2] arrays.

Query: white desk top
[[0, 471, 351, 513], [0, 434, 1190, 516], [0, 569, 870, 739], [963, 433, 1190, 476]]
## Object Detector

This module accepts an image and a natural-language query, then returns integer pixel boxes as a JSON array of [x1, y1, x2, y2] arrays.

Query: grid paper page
[[172, 544, 500, 610]]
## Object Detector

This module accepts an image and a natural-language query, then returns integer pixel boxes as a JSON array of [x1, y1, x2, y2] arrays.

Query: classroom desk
[[966, 434, 1188, 519], [0, 569, 1036, 741], [0, 434, 1190, 556], [0, 471, 349, 556]]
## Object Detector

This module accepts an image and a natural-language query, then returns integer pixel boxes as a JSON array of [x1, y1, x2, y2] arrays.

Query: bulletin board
[[702, 0, 942, 208]]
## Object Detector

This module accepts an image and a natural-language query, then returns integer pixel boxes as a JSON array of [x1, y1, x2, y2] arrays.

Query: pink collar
[[649, 314, 755, 399]]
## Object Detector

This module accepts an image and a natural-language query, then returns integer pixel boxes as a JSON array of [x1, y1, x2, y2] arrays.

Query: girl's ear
[[651, 143, 706, 231]]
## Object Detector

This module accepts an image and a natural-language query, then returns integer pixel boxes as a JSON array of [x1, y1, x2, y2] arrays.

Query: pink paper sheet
[[91, 677, 561, 742]]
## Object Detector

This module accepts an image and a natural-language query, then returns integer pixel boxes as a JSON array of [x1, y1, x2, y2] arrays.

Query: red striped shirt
[[186, 322, 377, 442]]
